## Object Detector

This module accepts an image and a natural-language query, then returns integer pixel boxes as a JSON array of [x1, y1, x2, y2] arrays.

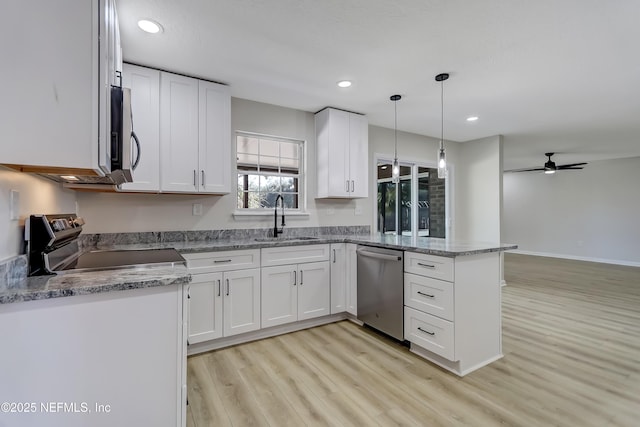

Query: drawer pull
[[417, 262, 436, 269], [417, 291, 435, 298], [226, 279, 230, 296], [293, 270, 297, 286], [217, 279, 221, 297], [418, 327, 435, 336], [214, 259, 232, 263]]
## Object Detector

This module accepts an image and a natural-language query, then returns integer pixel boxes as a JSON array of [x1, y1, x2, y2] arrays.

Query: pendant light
[[390, 94, 401, 183], [435, 73, 449, 179]]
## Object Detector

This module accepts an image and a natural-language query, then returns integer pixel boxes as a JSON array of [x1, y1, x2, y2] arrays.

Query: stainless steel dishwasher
[[357, 245, 404, 341]]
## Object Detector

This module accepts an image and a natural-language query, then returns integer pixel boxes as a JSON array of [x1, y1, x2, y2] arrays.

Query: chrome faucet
[[274, 194, 285, 237]]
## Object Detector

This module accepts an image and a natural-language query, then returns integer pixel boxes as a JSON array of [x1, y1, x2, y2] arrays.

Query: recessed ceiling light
[[337, 80, 352, 88], [60, 175, 79, 181], [138, 19, 163, 34], [466, 116, 479, 122]]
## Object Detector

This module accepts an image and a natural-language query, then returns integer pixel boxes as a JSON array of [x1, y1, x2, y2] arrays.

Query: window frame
[[234, 131, 308, 217]]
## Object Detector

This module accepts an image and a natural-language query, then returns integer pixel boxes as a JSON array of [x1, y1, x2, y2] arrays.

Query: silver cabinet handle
[[226, 278, 230, 296], [193, 170, 197, 187], [293, 270, 297, 286], [417, 291, 435, 298], [217, 279, 221, 297], [351, 180, 354, 192], [345, 180, 349, 192], [300, 270, 303, 285], [418, 327, 435, 336], [201, 170, 205, 187], [214, 259, 232, 263], [417, 262, 436, 269], [333, 249, 336, 263]]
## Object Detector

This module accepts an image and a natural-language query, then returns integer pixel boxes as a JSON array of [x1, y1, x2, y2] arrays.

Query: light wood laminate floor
[[186, 254, 640, 426]]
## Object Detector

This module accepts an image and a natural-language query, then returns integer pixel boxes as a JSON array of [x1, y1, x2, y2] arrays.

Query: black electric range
[[26, 214, 186, 276]]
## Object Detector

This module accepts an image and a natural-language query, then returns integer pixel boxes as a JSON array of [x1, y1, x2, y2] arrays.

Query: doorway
[[376, 161, 446, 238]]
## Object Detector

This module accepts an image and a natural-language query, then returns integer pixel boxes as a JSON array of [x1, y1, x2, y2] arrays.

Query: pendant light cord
[[440, 79, 444, 150], [394, 100, 398, 159]]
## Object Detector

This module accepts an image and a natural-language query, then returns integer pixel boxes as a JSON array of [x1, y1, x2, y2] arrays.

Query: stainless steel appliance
[[26, 214, 184, 276], [109, 85, 140, 184], [356, 245, 404, 340]]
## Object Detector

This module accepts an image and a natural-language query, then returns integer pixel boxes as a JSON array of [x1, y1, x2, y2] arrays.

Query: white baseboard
[[187, 313, 348, 356], [509, 249, 640, 268]]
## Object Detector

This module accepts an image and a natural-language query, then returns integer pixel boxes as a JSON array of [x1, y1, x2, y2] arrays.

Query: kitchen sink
[[254, 236, 320, 242]]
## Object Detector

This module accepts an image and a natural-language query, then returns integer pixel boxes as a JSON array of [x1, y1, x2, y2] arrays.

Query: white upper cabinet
[[160, 72, 200, 192], [160, 72, 230, 194], [118, 64, 160, 192], [0, 0, 119, 176], [315, 108, 369, 198], [199, 81, 231, 194]]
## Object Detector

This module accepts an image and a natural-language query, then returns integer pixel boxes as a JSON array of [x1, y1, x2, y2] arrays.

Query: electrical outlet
[[10, 190, 20, 220], [354, 206, 363, 216], [326, 208, 335, 215], [192, 203, 203, 216]]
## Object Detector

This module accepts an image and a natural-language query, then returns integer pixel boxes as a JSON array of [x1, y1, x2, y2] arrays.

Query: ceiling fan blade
[[558, 166, 584, 170], [505, 167, 545, 173], [558, 162, 587, 168]]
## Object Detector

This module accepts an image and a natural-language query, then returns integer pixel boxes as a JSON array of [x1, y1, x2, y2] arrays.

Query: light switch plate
[[10, 190, 19, 220], [192, 203, 203, 216]]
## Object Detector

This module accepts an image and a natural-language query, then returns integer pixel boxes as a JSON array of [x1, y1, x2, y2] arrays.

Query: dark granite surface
[[0, 266, 190, 305], [0, 225, 516, 306]]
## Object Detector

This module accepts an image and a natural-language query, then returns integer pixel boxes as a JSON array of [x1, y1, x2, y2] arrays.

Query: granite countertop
[[0, 233, 516, 306], [92, 234, 517, 258], [0, 265, 190, 305]]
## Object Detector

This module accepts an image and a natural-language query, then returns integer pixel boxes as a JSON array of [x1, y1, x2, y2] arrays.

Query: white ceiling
[[116, 0, 640, 170]]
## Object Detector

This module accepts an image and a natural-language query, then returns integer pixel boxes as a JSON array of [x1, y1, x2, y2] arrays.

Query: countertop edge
[[0, 270, 191, 306]]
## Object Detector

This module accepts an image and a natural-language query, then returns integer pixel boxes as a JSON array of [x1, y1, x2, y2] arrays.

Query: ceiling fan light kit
[[508, 152, 588, 174], [436, 73, 449, 179]]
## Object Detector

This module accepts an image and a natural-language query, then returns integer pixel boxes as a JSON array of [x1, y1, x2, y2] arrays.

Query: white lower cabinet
[[261, 261, 330, 328], [330, 243, 346, 314], [403, 251, 502, 376], [184, 251, 260, 345], [346, 243, 358, 315]]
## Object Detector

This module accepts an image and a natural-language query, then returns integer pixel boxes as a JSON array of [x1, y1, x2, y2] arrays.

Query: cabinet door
[[160, 72, 199, 192], [316, 108, 350, 198], [0, 0, 99, 172], [346, 243, 358, 315], [348, 113, 369, 197], [223, 268, 261, 336], [330, 243, 346, 314], [198, 81, 231, 194], [261, 265, 298, 328], [188, 273, 223, 344], [119, 64, 160, 192], [298, 261, 331, 321]]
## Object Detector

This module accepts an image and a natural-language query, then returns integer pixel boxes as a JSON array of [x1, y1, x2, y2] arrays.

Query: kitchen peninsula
[[0, 231, 515, 427]]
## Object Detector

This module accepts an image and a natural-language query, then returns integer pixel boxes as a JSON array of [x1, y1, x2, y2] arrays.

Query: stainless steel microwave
[[109, 85, 140, 184]]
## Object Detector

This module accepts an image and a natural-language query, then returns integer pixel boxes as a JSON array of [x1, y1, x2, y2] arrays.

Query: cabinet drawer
[[261, 244, 330, 267], [183, 249, 260, 273], [404, 252, 454, 282], [404, 307, 454, 360], [404, 273, 453, 321]]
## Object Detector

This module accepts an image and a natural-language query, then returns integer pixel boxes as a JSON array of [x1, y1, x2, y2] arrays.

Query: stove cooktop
[[58, 248, 186, 273]]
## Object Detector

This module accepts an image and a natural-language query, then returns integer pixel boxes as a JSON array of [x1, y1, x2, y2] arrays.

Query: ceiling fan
[[507, 152, 587, 174]]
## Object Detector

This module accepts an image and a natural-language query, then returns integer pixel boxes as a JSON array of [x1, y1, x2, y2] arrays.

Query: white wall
[[0, 166, 76, 261], [503, 156, 640, 266], [76, 98, 370, 233], [453, 135, 503, 243]]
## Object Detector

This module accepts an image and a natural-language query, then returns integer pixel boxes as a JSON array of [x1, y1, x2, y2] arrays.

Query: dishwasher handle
[[356, 248, 402, 262]]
